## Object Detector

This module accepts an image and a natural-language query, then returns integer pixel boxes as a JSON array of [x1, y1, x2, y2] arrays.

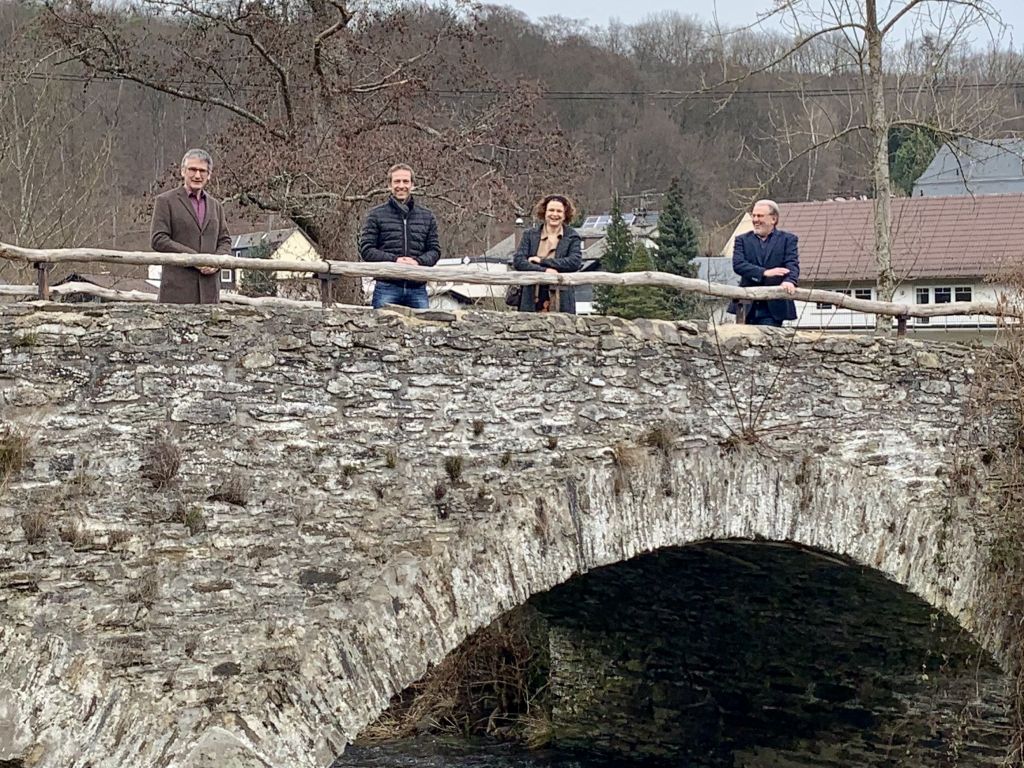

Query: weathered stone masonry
[[0, 303, 1015, 767]]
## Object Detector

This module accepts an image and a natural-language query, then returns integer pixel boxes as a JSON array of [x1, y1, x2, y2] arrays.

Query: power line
[[3, 70, 1022, 101]]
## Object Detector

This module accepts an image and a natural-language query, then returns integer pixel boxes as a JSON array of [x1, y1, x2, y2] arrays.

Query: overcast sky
[[498, 0, 1024, 46]]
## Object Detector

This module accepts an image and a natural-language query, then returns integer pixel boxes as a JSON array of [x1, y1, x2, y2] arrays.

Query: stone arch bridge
[[0, 303, 1017, 767]]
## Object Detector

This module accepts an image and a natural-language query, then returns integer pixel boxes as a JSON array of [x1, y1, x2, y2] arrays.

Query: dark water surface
[[333, 736, 627, 768]]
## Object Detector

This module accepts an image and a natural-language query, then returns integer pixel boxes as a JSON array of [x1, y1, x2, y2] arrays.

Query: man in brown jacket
[[150, 148, 232, 303]]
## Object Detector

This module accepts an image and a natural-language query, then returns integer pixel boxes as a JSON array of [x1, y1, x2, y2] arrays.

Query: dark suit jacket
[[512, 226, 583, 313], [728, 228, 800, 322], [150, 187, 232, 304]]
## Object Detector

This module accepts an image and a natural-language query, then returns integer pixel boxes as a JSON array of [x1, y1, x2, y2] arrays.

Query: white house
[[428, 256, 511, 311], [146, 227, 321, 295]]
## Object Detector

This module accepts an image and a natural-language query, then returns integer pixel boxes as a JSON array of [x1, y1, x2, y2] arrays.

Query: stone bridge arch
[[0, 303, 1014, 767], [336, 443, 1010, 765]]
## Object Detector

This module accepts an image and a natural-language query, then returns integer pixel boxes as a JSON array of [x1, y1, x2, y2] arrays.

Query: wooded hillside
[[2, 0, 1021, 285]]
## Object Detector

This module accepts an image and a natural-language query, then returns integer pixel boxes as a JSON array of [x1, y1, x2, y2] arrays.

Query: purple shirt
[[188, 190, 206, 227]]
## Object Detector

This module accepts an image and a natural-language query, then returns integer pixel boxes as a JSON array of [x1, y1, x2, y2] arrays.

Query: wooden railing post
[[896, 315, 908, 337], [736, 300, 751, 325], [33, 262, 52, 300], [316, 272, 336, 308]]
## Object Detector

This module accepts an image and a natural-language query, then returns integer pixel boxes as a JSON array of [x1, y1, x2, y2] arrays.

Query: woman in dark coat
[[512, 194, 583, 313]]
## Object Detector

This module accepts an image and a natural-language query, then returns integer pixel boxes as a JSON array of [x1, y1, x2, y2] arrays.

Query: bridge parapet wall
[[0, 303, 1011, 767]]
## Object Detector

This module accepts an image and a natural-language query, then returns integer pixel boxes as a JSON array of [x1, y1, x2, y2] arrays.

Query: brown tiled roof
[[729, 194, 1024, 282]]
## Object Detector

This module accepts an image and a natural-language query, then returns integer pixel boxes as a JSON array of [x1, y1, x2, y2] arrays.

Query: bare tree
[[0, 28, 122, 283], [41, 0, 583, 299], [709, 0, 1017, 329]]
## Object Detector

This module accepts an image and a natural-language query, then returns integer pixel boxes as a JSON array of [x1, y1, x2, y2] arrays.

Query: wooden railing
[[1, 242, 1020, 332]]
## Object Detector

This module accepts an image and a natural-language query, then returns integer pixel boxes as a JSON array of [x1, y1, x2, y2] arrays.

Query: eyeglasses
[[185, 167, 210, 176]]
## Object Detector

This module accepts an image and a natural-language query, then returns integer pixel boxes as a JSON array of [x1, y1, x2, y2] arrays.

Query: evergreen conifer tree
[[594, 195, 633, 315], [652, 177, 702, 318], [238, 241, 278, 297], [602, 195, 633, 273], [613, 242, 675, 320]]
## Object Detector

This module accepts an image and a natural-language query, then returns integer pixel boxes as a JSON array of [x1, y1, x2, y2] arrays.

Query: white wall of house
[[794, 281, 1002, 330], [271, 232, 321, 280], [428, 292, 467, 312]]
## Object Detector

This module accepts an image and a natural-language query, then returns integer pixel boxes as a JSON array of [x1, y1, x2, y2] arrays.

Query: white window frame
[[816, 288, 850, 310]]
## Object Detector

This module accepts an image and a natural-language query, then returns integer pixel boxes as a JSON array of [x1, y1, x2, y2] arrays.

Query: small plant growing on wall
[[207, 472, 250, 507], [434, 482, 449, 520], [11, 331, 39, 348], [141, 435, 181, 489], [129, 568, 161, 607], [21, 509, 48, 544], [444, 455, 464, 482], [174, 501, 206, 536], [0, 423, 30, 486], [106, 529, 131, 549], [611, 443, 642, 496], [58, 518, 91, 549], [642, 425, 676, 454]]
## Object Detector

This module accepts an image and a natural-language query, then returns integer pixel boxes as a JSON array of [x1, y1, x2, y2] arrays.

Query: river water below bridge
[[333, 736, 623, 768]]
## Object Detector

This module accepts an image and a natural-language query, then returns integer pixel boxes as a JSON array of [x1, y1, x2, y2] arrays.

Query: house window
[[934, 287, 952, 304], [816, 288, 850, 310], [916, 288, 930, 304], [955, 286, 972, 302], [220, 269, 234, 284], [853, 288, 872, 300]]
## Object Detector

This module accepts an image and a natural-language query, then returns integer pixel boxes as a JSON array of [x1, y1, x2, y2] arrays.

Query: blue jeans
[[372, 281, 429, 310]]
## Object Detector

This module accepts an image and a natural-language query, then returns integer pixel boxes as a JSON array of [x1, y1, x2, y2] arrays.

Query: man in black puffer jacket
[[358, 163, 441, 309]]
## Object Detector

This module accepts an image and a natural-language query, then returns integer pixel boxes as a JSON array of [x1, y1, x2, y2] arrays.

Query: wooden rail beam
[[2, 241, 1021, 320]]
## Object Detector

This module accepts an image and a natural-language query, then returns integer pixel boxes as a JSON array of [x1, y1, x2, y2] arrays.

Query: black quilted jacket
[[358, 196, 441, 286]]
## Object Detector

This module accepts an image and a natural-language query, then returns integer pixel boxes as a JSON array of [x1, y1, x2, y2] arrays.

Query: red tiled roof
[[730, 194, 1024, 282]]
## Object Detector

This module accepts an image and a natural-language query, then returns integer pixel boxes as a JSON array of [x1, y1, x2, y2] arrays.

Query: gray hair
[[753, 199, 780, 218], [181, 148, 214, 172]]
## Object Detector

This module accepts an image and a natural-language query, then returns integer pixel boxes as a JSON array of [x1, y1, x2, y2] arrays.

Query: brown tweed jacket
[[150, 187, 232, 304]]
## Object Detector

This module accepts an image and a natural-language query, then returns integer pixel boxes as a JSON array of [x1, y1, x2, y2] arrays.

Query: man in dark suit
[[150, 148, 232, 304], [728, 199, 800, 327]]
